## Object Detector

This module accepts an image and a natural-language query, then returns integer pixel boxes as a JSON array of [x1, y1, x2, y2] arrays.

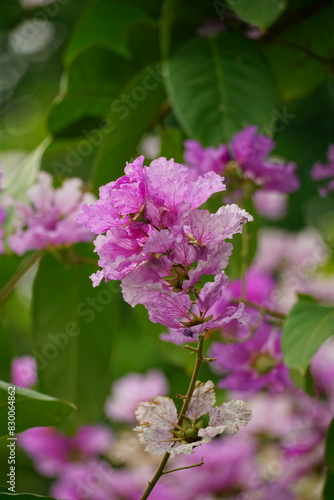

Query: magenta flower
[[121, 205, 252, 309], [78, 156, 225, 285], [211, 323, 291, 395], [311, 145, 334, 196], [134, 380, 251, 457], [105, 370, 169, 423], [8, 172, 95, 255], [18, 424, 113, 477], [184, 140, 229, 178], [11, 355, 37, 388], [184, 126, 299, 194], [145, 273, 246, 343]]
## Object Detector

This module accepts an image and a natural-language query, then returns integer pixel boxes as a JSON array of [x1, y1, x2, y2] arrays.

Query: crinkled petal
[[135, 396, 177, 430], [216, 205, 253, 239], [170, 440, 203, 457], [135, 426, 173, 456], [186, 380, 216, 420], [208, 399, 252, 435]]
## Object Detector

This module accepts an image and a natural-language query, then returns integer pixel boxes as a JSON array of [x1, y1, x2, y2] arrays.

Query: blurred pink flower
[[8, 172, 95, 255], [105, 370, 169, 423], [11, 355, 37, 388]]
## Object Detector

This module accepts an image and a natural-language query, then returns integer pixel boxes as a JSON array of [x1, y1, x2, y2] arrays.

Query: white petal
[[209, 400, 252, 435], [135, 427, 173, 456], [135, 396, 178, 430], [186, 380, 216, 420], [170, 440, 202, 457]]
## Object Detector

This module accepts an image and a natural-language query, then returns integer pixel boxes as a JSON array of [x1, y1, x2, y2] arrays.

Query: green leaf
[[325, 419, 334, 474], [226, 0, 287, 30], [288, 367, 314, 396], [48, 48, 136, 137], [0, 380, 75, 437], [64, 0, 148, 65], [164, 33, 279, 146], [92, 63, 167, 188], [264, 43, 326, 101], [264, 5, 334, 101], [31, 248, 122, 425], [323, 471, 334, 500], [282, 301, 334, 375]]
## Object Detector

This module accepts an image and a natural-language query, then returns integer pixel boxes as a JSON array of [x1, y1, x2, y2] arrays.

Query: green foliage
[[64, 0, 148, 64], [31, 249, 121, 426], [226, 0, 287, 29], [164, 33, 279, 146], [0, 381, 75, 437], [282, 301, 334, 375], [323, 471, 334, 500], [92, 63, 167, 188]]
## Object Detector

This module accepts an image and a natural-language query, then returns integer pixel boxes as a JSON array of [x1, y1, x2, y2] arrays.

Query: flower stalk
[[139, 333, 206, 500]]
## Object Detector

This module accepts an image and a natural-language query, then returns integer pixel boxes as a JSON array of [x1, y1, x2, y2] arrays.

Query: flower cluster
[[134, 380, 251, 457], [78, 155, 252, 342], [7, 171, 95, 255], [311, 145, 334, 196], [210, 270, 291, 395], [185, 126, 299, 194]]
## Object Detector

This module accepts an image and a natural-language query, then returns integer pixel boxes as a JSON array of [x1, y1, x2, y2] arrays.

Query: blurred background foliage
[[0, 0, 334, 493]]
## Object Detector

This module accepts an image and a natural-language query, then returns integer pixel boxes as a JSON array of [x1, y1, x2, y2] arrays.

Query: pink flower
[[8, 172, 95, 255], [184, 126, 299, 194], [311, 145, 334, 196], [211, 323, 291, 395], [11, 355, 37, 388], [105, 370, 169, 423], [18, 425, 113, 477], [134, 380, 251, 457], [78, 156, 225, 285]]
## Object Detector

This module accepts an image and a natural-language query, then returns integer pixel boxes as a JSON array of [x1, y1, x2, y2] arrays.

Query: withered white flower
[[134, 380, 251, 457]]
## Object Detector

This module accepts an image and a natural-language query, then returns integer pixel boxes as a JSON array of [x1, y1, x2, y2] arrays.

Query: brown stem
[[232, 299, 286, 320], [139, 333, 206, 500], [162, 460, 204, 475]]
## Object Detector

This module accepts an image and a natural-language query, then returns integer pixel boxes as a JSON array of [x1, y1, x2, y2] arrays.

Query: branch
[[139, 333, 206, 500], [231, 299, 286, 320], [0, 250, 44, 303], [162, 459, 205, 475]]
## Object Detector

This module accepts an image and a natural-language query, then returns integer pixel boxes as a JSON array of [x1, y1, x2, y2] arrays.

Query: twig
[[139, 333, 206, 500], [162, 459, 205, 475], [231, 299, 286, 320], [0, 250, 44, 302]]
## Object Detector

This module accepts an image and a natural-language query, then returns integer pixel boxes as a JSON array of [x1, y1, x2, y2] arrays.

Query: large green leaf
[[164, 33, 279, 146], [282, 301, 334, 375], [48, 48, 137, 137], [264, 5, 334, 100], [31, 248, 122, 425], [323, 471, 334, 500], [0, 381, 75, 437], [64, 0, 148, 65], [92, 63, 167, 188], [226, 0, 287, 30]]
